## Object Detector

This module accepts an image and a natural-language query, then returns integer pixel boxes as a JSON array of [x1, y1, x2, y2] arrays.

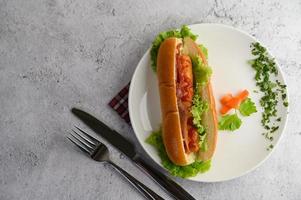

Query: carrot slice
[[220, 106, 232, 115], [225, 97, 241, 109], [219, 89, 249, 115], [220, 94, 233, 105], [237, 90, 249, 101]]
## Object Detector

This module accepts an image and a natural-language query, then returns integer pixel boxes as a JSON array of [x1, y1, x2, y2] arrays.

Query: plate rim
[[128, 23, 289, 182]]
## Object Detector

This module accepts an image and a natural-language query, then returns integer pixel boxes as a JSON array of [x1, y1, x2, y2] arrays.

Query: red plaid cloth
[[108, 83, 131, 125]]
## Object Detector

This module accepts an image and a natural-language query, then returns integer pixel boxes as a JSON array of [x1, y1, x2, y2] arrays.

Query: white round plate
[[128, 24, 289, 182]]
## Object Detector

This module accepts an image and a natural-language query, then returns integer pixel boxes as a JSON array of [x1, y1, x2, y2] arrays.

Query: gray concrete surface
[[0, 0, 301, 199]]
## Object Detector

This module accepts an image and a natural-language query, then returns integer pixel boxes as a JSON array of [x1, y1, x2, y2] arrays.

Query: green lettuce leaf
[[239, 98, 257, 116], [198, 44, 208, 59], [191, 86, 208, 136], [200, 139, 208, 152], [218, 114, 242, 131], [146, 129, 211, 178], [180, 25, 198, 41], [191, 56, 212, 86], [150, 25, 198, 72]]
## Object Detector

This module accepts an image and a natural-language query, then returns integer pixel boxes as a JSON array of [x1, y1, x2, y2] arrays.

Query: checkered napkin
[[108, 82, 131, 125]]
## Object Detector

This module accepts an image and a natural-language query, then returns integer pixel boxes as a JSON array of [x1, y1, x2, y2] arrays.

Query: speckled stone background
[[0, 0, 300, 199]]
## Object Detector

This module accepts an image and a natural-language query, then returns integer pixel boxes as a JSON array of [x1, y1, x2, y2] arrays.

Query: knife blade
[[71, 108, 136, 159], [71, 108, 196, 200]]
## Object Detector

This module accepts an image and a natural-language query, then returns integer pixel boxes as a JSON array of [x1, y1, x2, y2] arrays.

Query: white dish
[[128, 24, 289, 182]]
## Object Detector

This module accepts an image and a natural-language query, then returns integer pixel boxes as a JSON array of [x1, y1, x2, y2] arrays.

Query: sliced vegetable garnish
[[218, 90, 256, 131], [220, 93, 233, 105], [220, 105, 232, 115], [239, 98, 257, 116], [219, 90, 249, 115], [218, 114, 242, 131]]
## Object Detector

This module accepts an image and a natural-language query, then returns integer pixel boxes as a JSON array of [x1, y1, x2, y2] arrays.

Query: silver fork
[[67, 126, 164, 200]]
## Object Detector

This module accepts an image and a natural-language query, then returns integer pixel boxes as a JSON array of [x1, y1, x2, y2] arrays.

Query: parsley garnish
[[249, 42, 288, 149], [239, 98, 257, 116], [218, 114, 242, 131], [218, 96, 257, 131]]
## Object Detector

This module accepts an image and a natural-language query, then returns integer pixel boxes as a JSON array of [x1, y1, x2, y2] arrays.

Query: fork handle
[[108, 161, 164, 200]]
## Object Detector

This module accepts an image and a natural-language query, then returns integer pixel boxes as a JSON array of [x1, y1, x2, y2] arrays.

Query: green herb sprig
[[218, 98, 257, 131], [249, 42, 288, 149]]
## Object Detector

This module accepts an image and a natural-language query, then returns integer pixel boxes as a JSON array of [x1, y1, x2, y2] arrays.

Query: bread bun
[[157, 38, 192, 166], [156, 37, 218, 165]]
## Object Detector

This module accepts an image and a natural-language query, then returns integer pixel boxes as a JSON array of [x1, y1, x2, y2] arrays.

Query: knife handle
[[134, 156, 196, 200]]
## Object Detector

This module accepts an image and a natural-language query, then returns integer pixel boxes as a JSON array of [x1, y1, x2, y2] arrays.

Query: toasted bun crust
[[157, 37, 218, 166], [157, 38, 189, 166]]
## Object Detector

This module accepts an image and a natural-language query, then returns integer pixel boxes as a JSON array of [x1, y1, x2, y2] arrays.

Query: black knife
[[71, 108, 196, 200]]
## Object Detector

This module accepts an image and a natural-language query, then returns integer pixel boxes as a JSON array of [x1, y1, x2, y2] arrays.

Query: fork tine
[[67, 135, 91, 155], [70, 130, 95, 150], [71, 129, 96, 148], [74, 126, 99, 145]]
